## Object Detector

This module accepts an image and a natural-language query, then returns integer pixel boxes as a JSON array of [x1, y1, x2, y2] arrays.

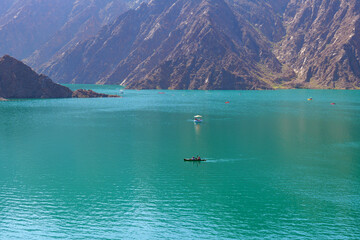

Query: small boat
[[184, 158, 206, 162], [194, 115, 203, 123]]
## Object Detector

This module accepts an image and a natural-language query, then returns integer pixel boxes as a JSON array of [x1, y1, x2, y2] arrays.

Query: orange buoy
[[225, 101, 230, 104], [331, 103, 336, 105]]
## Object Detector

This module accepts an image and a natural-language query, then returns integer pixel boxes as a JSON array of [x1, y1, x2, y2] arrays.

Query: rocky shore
[[72, 89, 120, 98]]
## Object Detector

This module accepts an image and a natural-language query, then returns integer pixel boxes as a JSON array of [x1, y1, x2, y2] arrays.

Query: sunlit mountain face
[[1, 0, 359, 90]]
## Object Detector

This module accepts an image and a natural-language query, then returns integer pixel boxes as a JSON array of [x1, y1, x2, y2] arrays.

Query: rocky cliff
[[42, 0, 293, 89], [2, 0, 359, 90], [274, 0, 360, 89], [0, 55, 119, 99]]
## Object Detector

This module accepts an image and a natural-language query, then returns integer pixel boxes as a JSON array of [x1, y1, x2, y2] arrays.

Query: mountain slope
[[0, 0, 142, 65], [0, 0, 75, 59], [0, 55, 120, 99], [42, 0, 293, 90], [3, 0, 358, 90], [226, 0, 289, 42], [0, 55, 73, 98], [24, 0, 136, 70], [274, 0, 360, 89]]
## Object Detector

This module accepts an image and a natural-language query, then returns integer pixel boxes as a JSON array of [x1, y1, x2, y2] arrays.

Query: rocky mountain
[[0, 0, 144, 67], [0, 55, 73, 98], [2, 0, 359, 90], [274, 0, 360, 89], [42, 0, 293, 89], [226, 0, 288, 42], [0, 55, 119, 99]]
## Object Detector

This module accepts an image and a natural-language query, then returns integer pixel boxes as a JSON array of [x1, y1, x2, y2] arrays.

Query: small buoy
[[307, 98, 313, 101], [331, 103, 336, 105], [225, 101, 230, 104]]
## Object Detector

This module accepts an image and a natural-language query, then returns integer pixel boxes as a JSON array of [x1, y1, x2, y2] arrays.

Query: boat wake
[[205, 158, 251, 163]]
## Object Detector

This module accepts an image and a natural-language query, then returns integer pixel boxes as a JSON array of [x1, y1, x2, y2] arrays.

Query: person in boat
[[192, 156, 195, 160]]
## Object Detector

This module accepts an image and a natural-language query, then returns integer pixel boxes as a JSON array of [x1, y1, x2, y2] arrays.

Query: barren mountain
[[42, 0, 293, 89], [2, 0, 359, 90], [226, 0, 288, 42], [0, 55, 119, 99], [0, 55, 73, 98], [0, 0, 142, 66], [274, 0, 360, 89]]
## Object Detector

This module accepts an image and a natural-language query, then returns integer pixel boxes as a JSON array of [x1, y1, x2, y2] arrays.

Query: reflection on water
[[194, 122, 201, 135]]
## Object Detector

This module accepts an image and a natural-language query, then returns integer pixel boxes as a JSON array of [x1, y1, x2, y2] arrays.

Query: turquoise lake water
[[0, 85, 359, 239]]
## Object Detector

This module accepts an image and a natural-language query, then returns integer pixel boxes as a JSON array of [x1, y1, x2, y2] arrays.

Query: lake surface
[[0, 85, 359, 239]]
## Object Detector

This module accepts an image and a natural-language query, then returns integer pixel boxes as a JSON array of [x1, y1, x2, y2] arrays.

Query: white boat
[[194, 115, 203, 123]]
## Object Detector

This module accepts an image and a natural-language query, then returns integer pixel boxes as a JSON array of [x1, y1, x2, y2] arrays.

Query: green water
[[0, 85, 359, 239]]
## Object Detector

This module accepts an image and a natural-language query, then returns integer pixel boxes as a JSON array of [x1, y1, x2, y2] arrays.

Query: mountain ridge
[[274, 0, 360, 89], [1, 0, 359, 90], [42, 0, 294, 90], [0, 0, 146, 67]]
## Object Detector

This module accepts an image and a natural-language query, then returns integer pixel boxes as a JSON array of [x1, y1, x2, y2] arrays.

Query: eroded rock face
[[8, 0, 359, 90], [274, 0, 360, 89], [42, 0, 293, 90], [226, 0, 288, 42], [0, 55, 119, 99]]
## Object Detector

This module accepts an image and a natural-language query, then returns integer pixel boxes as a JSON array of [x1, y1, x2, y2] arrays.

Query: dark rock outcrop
[[0, 55, 73, 98], [0, 55, 119, 99], [72, 89, 120, 98]]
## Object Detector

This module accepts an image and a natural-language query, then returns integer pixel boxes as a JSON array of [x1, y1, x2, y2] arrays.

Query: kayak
[[184, 158, 206, 162]]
